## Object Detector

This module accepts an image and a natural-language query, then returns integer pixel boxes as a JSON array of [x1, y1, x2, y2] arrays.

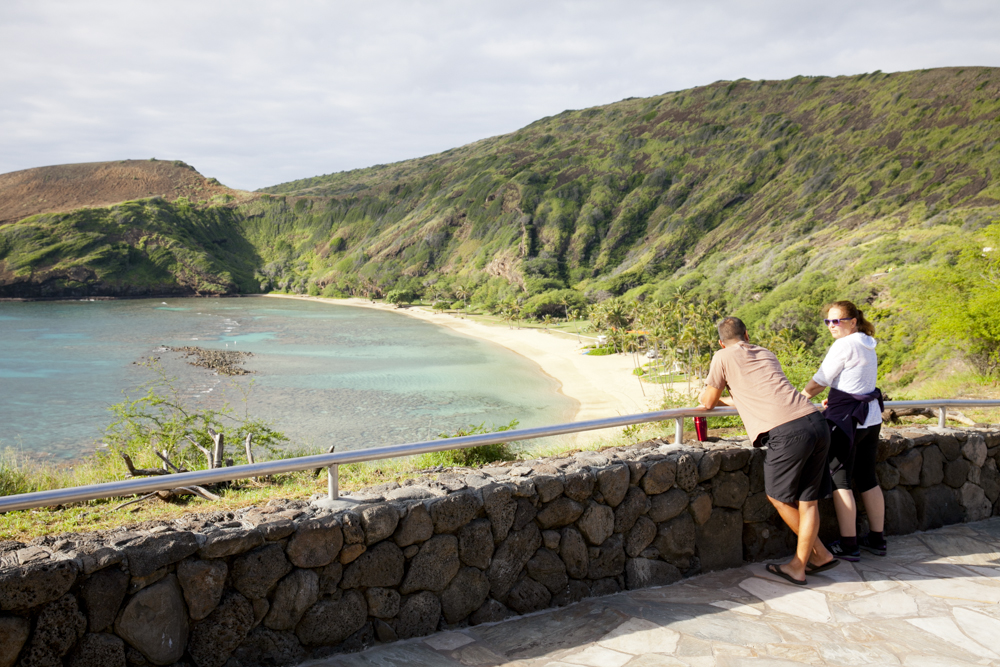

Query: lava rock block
[[483, 484, 516, 544], [393, 503, 434, 548], [742, 492, 775, 523], [875, 462, 900, 491], [488, 524, 541, 599], [80, 566, 129, 631], [400, 535, 460, 594], [648, 488, 688, 523], [396, 592, 440, 639], [295, 590, 367, 647], [587, 534, 626, 579], [577, 502, 615, 546], [16, 594, 87, 667], [696, 508, 743, 572], [430, 491, 482, 534], [341, 541, 405, 589], [264, 569, 319, 631], [285, 519, 343, 568], [0, 558, 78, 612], [506, 577, 551, 614], [123, 532, 200, 578], [114, 575, 188, 666], [512, 498, 538, 531], [943, 459, 971, 489], [457, 519, 494, 569], [675, 454, 698, 492], [697, 451, 721, 482], [364, 587, 400, 619], [232, 627, 306, 667], [712, 471, 750, 509], [688, 492, 712, 525], [596, 465, 630, 507], [883, 488, 919, 535], [198, 528, 263, 559], [625, 516, 657, 558], [559, 526, 589, 580], [176, 559, 227, 621], [613, 487, 650, 533], [920, 445, 945, 487], [526, 548, 568, 594], [188, 591, 254, 667], [563, 470, 596, 502], [469, 599, 511, 626], [536, 497, 584, 529], [533, 475, 564, 503], [440, 567, 490, 624], [890, 449, 923, 486], [642, 459, 677, 495], [361, 504, 399, 545], [653, 513, 696, 571], [0, 615, 30, 667], [911, 484, 964, 531], [66, 633, 125, 667], [232, 543, 292, 600]]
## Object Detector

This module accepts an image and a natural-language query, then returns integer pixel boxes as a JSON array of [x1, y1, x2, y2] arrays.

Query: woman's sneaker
[[827, 539, 860, 562], [859, 534, 887, 557]]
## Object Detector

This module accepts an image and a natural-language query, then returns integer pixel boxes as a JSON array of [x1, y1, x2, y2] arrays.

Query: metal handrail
[[1, 399, 997, 514]]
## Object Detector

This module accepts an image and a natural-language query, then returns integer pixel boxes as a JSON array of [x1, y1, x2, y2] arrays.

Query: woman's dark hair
[[824, 300, 875, 336]]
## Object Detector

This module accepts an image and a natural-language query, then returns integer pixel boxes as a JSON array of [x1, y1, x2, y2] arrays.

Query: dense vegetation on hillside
[[1, 67, 999, 388]]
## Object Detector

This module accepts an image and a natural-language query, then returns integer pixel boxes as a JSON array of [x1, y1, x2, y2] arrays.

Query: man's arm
[[698, 385, 724, 410]]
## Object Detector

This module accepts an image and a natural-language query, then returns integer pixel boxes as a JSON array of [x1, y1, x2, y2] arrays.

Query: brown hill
[[0, 159, 248, 224]]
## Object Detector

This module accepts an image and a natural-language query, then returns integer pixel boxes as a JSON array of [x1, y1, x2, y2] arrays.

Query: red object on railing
[[694, 417, 708, 441]]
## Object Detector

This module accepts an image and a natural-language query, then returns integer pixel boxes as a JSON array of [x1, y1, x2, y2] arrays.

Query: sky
[[1, 1, 998, 191]]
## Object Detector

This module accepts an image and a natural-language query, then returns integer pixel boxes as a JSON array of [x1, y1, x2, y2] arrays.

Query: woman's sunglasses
[[824, 318, 855, 326]]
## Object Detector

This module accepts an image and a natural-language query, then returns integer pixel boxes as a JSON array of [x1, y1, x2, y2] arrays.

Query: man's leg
[[768, 495, 834, 579]]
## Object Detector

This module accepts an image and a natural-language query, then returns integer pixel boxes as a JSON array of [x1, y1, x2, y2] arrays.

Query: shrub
[[522, 289, 587, 319], [385, 288, 418, 305], [415, 420, 520, 468]]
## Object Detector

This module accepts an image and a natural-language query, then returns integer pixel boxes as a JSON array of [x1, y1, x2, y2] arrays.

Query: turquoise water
[[0, 297, 577, 460]]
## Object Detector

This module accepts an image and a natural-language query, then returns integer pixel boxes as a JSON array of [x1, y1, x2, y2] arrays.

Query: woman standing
[[801, 301, 887, 560]]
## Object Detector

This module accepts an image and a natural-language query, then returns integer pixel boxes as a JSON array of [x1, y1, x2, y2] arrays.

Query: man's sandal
[[805, 559, 840, 575], [766, 563, 807, 586]]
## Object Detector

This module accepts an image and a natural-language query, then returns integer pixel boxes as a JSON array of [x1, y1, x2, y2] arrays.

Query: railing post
[[675, 417, 684, 445], [938, 407, 947, 429], [328, 464, 339, 500]]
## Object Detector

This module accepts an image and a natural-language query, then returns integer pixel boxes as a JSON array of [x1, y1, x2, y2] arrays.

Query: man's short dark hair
[[717, 317, 747, 343]]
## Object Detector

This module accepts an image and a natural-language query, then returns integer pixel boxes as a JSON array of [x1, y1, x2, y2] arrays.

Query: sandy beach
[[263, 295, 659, 441]]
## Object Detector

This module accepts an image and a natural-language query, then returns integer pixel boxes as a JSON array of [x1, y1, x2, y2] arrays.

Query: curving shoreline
[[262, 294, 657, 443]]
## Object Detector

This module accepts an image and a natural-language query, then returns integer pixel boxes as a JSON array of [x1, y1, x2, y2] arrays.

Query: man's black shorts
[[764, 411, 832, 504]]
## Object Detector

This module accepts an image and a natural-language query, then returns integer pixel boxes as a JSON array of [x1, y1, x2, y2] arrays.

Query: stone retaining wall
[[1, 425, 998, 667]]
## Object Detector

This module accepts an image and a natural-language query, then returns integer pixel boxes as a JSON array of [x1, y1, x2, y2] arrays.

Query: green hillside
[[2, 66, 999, 387]]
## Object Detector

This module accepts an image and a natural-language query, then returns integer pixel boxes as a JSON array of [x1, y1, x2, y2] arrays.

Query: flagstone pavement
[[301, 518, 1000, 667]]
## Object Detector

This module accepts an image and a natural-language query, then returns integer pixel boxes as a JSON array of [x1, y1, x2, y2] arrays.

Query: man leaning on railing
[[697, 316, 838, 585]]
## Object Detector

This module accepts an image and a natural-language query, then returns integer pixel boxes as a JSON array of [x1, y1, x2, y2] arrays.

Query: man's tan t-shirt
[[704, 341, 817, 446]]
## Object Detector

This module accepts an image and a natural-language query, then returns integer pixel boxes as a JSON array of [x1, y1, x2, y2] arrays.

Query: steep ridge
[[0, 159, 247, 225], [254, 67, 999, 302]]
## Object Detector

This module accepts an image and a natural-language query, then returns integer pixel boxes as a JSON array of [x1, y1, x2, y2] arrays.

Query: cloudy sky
[[1, 1, 997, 191]]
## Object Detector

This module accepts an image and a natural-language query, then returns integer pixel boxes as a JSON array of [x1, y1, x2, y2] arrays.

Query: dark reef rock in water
[[169, 346, 254, 376]]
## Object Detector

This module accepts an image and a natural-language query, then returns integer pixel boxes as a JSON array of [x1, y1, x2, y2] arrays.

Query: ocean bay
[[0, 297, 577, 460]]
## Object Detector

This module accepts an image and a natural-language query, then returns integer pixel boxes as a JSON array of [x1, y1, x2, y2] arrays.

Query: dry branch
[[883, 407, 978, 426]]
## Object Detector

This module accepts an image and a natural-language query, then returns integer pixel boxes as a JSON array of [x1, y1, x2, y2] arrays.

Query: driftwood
[[116, 447, 221, 511], [883, 407, 978, 426]]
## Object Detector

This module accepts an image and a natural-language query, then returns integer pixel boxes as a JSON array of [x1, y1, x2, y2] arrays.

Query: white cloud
[[0, 0, 998, 190]]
